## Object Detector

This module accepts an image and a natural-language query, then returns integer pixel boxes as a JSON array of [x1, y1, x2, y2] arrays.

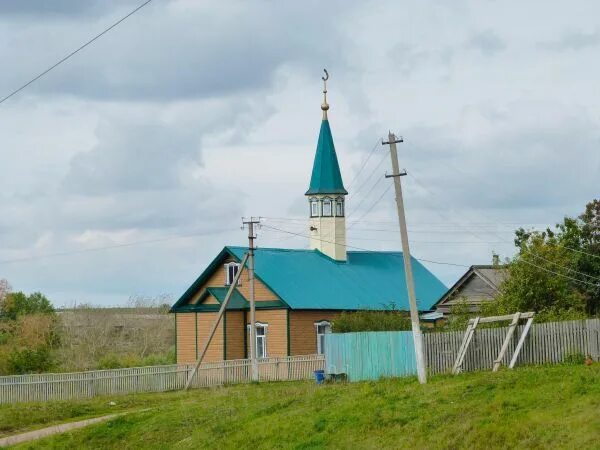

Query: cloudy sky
[[0, 0, 599, 307]]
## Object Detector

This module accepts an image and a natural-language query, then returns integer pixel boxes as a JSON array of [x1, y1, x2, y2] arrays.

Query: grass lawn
[[2, 363, 599, 449]]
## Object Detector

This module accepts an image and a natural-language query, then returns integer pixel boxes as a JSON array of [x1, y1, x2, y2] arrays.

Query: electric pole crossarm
[[383, 131, 427, 384]]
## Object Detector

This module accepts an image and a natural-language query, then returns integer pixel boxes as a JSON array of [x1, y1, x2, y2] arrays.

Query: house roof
[[173, 287, 286, 312], [305, 119, 347, 195], [433, 264, 508, 309], [421, 311, 444, 321], [171, 246, 447, 312]]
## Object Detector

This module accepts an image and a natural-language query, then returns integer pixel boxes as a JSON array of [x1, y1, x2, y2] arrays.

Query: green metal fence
[[324, 331, 417, 381]]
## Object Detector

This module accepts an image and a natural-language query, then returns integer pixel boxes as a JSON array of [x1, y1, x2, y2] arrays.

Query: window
[[224, 262, 241, 286], [310, 198, 320, 217], [322, 198, 332, 217], [247, 322, 268, 358], [335, 198, 344, 217], [315, 320, 331, 355]]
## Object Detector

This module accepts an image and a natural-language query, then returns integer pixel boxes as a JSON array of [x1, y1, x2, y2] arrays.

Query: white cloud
[[2, 0, 600, 303]]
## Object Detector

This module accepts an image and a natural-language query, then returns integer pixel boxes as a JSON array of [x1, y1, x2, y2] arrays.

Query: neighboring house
[[170, 81, 447, 364], [433, 265, 508, 314]]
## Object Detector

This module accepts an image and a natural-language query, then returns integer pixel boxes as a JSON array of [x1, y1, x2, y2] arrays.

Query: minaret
[[305, 70, 348, 261]]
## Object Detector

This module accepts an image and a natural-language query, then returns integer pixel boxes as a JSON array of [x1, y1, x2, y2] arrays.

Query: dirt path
[[0, 412, 127, 447]]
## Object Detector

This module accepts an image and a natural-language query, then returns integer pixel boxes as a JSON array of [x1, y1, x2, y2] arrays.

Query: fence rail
[[0, 354, 325, 404], [424, 318, 600, 375], [2, 319, 598, 404]]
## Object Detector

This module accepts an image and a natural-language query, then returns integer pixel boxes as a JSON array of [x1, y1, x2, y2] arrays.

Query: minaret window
[[310, 198, 320, 217], [322, 198, 332, 217], [335, 197, 344, 217]]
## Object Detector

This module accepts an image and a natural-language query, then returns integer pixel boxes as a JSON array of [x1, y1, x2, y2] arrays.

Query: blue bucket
[[314, 369, 325, 384]]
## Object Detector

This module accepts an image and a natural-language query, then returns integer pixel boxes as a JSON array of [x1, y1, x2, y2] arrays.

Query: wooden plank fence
[[424, 318, 600, 375], [0, 354, 325, 404]]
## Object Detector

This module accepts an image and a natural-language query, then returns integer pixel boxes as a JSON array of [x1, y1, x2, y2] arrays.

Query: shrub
[[6, 346, 54, 374]]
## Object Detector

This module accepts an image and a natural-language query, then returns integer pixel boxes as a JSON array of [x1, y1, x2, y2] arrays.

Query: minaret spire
[[321, 69, 329, 120], [306, 69, 348, 261]]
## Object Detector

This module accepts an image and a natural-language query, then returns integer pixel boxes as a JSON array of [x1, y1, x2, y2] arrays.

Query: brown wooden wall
[[289, 311, 341, 356], [176, 309, 346, 364], [225, 311, 245, 360], [245, 309, 288, 358], [196, 312, 224, 362], [188, 256, 278, 305], [176, 313, 196, 364]]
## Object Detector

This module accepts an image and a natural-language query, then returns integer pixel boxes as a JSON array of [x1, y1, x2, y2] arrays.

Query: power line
[[347, 184, 394, 230], [0, 0, 154, 105], [0, 227, 237, 266], [346, 174, 386, 220], [520, 257, 600, 288], [261, 223, 600, 287], [347, 152, 389, 201], [410, 166, 600, 262], [260, 216, 559, 228], [407, 170, 600, 284], [260, 223, 469, 268], [345, 138, 381, 191]]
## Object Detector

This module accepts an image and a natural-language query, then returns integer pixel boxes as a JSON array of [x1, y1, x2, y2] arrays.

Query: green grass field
[[1, 363, 599, 449]]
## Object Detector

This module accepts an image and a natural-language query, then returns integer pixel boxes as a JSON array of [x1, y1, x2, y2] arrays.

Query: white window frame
[[224, 262, 241, 286], [247, 322, 268, 359], [335, 197, 344, 217], [315, 320, 332, 355], [310, 198, 320, 217], [322, 198, 332, 217]]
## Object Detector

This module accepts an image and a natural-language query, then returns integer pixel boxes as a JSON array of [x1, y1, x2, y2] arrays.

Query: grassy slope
[[3, 364, 599, 449]]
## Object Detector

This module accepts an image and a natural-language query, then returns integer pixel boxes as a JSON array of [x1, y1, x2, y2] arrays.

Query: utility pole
[[383, 132, 427, 384], [242, 217, 261, 382]]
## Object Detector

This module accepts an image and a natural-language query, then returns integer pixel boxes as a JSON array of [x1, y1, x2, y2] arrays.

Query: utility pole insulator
[[383, 131, 427, 384]]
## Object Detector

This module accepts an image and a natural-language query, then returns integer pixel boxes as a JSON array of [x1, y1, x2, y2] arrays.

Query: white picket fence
[[2, 319, 599, 404], [424, 318, 600, 374], [0, 354, 325, 404]]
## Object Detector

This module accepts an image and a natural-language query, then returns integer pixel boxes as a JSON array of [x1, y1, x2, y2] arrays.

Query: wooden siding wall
[[196, 312, 224, 362], [189, 257, 279, 305], [176, 314, 196, 364], [178, 309, 344, 363], [437, 275, 497, 313], [289, 311, 341, 356], [248, 310, 289, 357], [226, 311, 245, 360]]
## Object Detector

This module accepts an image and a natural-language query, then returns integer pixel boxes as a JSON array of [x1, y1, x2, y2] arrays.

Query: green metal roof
[[172, 247, 447, 312], [172, 286, 286, 312], [305, 119, 348, 195]]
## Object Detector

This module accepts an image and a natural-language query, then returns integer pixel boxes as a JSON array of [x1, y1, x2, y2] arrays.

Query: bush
[[332, 309, 411, 333], [7, 346, 54, 374]]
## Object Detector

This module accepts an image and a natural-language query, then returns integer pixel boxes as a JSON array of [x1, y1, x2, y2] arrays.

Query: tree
[[1, 291, 54, 321], [489, 200, 600, 320], [560, 200, 600, 315]]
